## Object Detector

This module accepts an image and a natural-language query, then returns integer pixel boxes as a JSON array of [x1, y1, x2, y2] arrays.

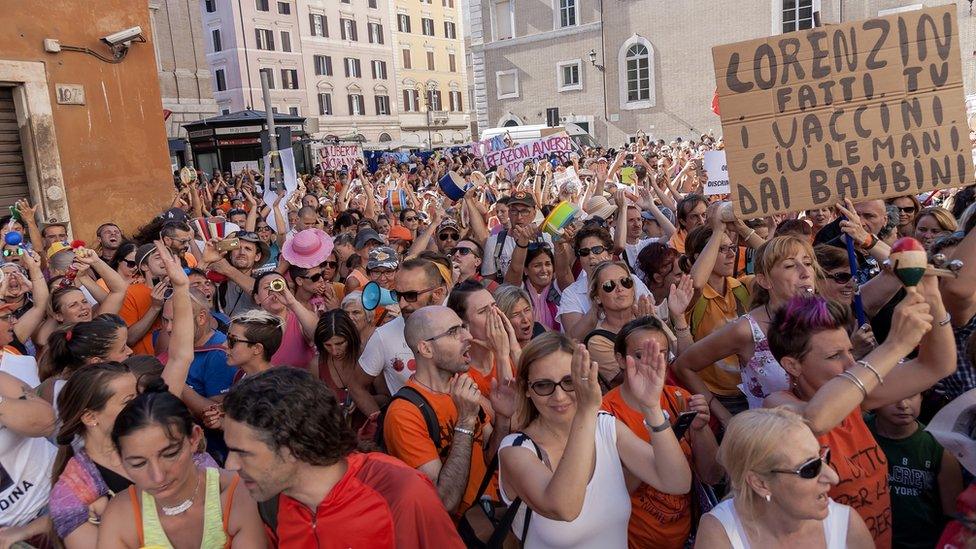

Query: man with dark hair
[[223, 368, 463, 548], [159, 220, 195, 267], [480, 191, 552, 281], [95, 222, 124, 262], [670, 193, 708, 253], [201, 231, 269, 317], [40, 222, 68, 251]]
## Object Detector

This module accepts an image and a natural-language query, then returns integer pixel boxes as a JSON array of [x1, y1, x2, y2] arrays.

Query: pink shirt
[[271, 311, 316, 369]]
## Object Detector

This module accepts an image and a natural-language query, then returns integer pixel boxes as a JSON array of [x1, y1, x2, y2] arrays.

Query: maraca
[[889, 237, 928, 292], [4, 231, 22, 247]]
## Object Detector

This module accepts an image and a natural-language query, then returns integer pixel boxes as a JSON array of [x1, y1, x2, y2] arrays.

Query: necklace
[[160, 471, 201, 516]]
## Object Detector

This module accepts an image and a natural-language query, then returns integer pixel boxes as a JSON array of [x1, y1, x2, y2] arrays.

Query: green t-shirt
[[866, 415, 948, 549]]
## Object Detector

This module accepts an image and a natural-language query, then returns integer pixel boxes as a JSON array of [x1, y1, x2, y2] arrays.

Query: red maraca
[[889, 237, 928, 292]]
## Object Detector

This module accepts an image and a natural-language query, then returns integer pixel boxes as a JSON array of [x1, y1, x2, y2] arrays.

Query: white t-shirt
[[622, 237, 661, 282], [0, 427, 55, 527], [358, 315, 415, 393], [556, 270, 653, 326], [481, 231, 554, 279]]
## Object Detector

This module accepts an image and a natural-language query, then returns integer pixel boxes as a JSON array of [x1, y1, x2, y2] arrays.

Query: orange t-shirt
[[601, 386, 694, 549], [118, 283, 156, 356], [382, 379, 492, 515], [669, 230, 687, 254], [818, 409, 892, 548]]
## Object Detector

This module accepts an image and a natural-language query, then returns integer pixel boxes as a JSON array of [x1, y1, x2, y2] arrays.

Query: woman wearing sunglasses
[[887, 195, 922, 238], [696, 407, 873, 548], [582, 261, 648, 391], [498, 332, 690, 548], [763, 286, 955, 549], [674, 236, 816, 419]]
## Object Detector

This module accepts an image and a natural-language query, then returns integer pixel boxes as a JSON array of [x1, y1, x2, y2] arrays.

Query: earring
[[764, 494, 771, 503]]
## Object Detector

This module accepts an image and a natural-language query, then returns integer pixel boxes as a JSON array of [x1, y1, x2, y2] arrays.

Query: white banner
[[702, 150, 729, 196], [262, 148, 298, 234], [319, 145, 364, 170]]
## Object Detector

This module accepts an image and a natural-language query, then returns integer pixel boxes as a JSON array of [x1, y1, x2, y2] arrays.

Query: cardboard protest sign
[[318, 145, 364, 171], [481, 133, 574, 175], [703, 150, 730, 195], [713, 5, 972, 219]]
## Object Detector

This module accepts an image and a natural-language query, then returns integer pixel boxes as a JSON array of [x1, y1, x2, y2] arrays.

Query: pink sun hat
[[282, 229, 334, 268]]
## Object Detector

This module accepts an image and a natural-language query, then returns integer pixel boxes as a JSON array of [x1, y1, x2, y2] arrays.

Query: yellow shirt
[[686, 276, 752, 396]]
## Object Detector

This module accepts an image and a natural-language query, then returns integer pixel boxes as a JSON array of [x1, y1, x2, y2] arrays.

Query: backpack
[[375, 386, 447, 457], [492, 229, 508, 282]]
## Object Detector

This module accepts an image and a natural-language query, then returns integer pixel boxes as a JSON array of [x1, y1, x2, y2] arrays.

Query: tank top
[[498, 413, 630, 548], [739, 314, 789, 409], [130, 467, 238, 549], [707, 497, 849, 548]]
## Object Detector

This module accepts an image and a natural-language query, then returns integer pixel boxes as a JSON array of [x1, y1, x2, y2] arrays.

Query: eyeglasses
[[2, 249, 23, 257], [256, 225, 272, 232], [718, 245, 738, 256], [576, 245, 607, 258], [769, 448, 831, 479], [322, 260, 339, 269], [299, 272, 325, 282], [392, 286, 438, 303], [601, 277, 634, 293], [529, 375, 575, 396], [438, 232, 460, 241], [898, 206, 918, 214], [824, 271, 854, 284], [122, 259, 137, 269], [451, 247, 477, 257], [403, 216, 418, 222], [425, 323, 469, 341], [226, 335, 256, 347]]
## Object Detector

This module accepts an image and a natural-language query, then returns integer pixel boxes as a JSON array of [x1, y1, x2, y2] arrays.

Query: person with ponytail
[[37, 314, 132, 406], [314, 309, 380, 431], [95, 380, 266, 548]]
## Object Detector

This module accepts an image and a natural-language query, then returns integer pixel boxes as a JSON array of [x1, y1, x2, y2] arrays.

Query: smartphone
[[672, 411, 699, 440], [215, 237, 241, 252]]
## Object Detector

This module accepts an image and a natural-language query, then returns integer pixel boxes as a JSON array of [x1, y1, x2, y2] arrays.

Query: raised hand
[[624, 337, 667, 413], [836, 198, 871, 246], [887, 290, 933, 355], [449, 373, 483, 423], [668, 274, 694, 319], [571, 344, 602, 415], [489, 377, 517, 421], [154, 240, 189, 288]]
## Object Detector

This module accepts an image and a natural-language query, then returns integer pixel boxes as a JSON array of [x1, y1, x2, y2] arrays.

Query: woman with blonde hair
[[913, 206, 957, 249], [888, 195, 922, 238], [695, 408, 872, 548], [674, 235, 818, 421]]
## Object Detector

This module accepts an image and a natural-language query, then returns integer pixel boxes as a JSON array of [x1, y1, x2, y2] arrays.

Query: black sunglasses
[[226, 335, 256, 347], [897, 206, 918, 214], [451, 247, 476, 257], [392, 286, 438, 303], [529, 375, 574, 397], [769, 448, 831, 479], [438, 232, 460, 241], [601, 277, 634, 293], [122, 259, 137, 268], [403, 216, 418, 222], [576, 245, 607, 258], [824, 271, 854, 284], [300, 272, 325, 282], [322, 260, 339, 269]]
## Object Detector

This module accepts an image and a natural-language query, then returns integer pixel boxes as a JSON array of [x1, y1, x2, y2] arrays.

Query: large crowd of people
[[0, 132, 976, 548]]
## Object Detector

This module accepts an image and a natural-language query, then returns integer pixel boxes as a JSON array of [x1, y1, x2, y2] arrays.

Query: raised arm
[[0, 370, 55, 437], [942, 220, 976, 324], [86, 251, 129, 315], [689, 214, 726, 290], [13, 250, 48, 343], [281, 285, 319, 342], [156, 241, 194, 397]]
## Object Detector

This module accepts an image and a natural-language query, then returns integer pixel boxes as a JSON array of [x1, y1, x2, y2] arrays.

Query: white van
[[479, 123, 600, 150]]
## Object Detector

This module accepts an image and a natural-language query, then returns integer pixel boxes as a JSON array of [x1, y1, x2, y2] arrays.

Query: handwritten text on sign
[[712, 5, 972, 218], [319, 145, 364, 170], [482, 134, 573, 175]]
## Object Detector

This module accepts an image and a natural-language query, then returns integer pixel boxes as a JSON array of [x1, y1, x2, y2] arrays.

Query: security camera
[[101, 26, 144, 47]]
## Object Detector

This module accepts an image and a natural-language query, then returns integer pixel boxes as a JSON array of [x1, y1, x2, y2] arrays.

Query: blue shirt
[[186, 331, 237, 398]]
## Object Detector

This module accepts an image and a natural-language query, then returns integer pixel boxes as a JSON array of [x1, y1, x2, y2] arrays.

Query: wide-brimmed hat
[[228, 231, 271, 262], [282, 229, 334, 268], [367, 246, 399, 270], [584, 196, 618, 221]]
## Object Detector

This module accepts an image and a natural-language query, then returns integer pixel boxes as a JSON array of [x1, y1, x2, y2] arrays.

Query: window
[[280, 31, 291, 52], [211, 29, 222, 52], [348, 94, 365, 115], [255, 28, 275, 50], [442, 0, 455, 7], [375, 95, 391, 115], [222, 108, 231, 115], [496, 69, 518, 99], [214, 69, 226, 91], [449, 53, 456, 72], [310, 14, 328, 37], [272, 107, 279, 114], [449, 90, 463, 112], [368, 22, 384, 44], [344, 57, 362, 78], [397, 14, 411, 33], [277, 1, 290, 14], [371, 60, 387, 79], [259, 67, 275, 88], [782, 0, 815, 33], [402, 89, 420, 112], [618, 36, 655, 109], [368, 0, 377, 7], [255, 0, 269, 11], [318, 93, 333, 115], [314, 55, 333, 76], [444, 21, 456, 39], [281, 69, 299, 89], [402, 48, 411, 69], [421, 18, 434, 36], [557, 59, 581, 91], [557, 0, 577, 28], [426, 89, 443, 111], [205, 0, 216, 13], [341, 19, 358, 41], [426, 51, 435, 70], [493, 0, 513, 40], [289, 106, 299, 116]]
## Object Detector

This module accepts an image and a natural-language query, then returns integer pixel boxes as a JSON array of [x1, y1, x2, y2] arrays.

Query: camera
[[101, 26, 144, 47]]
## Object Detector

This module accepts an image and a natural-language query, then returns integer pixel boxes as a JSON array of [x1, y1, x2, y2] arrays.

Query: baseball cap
[[134, 243, 157, 267], [437, 219, 460, 235], [388, 225, 413, 242], [159, 208, 188, 223], [367, 246, 399, 270], [508, 191, 536, 208], [355, 228, 385, 250]]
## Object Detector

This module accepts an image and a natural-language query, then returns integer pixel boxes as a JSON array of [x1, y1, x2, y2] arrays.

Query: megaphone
[[362, 281, 397, 311]]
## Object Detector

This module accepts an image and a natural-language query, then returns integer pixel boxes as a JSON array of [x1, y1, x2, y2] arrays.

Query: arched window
[[502, 119, 519, 127], [618, 35, 655, 110], [378, 133, 392, 142]]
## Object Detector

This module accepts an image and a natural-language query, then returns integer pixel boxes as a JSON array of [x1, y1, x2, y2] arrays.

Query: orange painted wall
[[1, 2, 173, 241]]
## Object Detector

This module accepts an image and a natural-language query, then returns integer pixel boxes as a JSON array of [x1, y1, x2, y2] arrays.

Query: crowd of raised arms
[[2, 133, 976, 548]]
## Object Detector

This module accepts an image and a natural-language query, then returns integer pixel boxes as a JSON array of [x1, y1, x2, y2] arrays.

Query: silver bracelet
[[838, 371, 867, 397], [856, 360, 884, 385], [940, 314, 952, 327], [453, 426, 475, 437]]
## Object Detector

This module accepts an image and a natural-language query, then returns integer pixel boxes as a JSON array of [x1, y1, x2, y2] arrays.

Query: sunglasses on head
[[451, 247, 476, 257], [576, 245, 607, 258], [438, 232, 460, 241], [769, 447, 831, 479], [529, 375, 574, 396], [824, 271, 854, 284], [601, 276, 634, 293]]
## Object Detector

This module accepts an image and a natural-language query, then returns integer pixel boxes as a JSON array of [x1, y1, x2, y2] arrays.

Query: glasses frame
[[226, 335, 256, 347], [392, 286, 439, 303], [529, 376, 575, 397], [424, 323, 468, 342], [601, 276, 635, 293], [576, 245, 608, 258], [769, 447, 831, 479]]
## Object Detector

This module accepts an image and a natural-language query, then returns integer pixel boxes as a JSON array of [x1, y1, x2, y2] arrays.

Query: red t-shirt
[[276, 452, 464, 549]]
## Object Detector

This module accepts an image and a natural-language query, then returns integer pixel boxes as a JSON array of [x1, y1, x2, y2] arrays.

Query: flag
[[711, 90, 720, 116]]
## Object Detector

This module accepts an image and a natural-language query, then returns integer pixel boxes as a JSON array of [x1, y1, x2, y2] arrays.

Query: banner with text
[[318, 145, 364, 171], [703, 150, 730, 195], [482, 133, 574, 175], [712, 5, 972, 218]]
